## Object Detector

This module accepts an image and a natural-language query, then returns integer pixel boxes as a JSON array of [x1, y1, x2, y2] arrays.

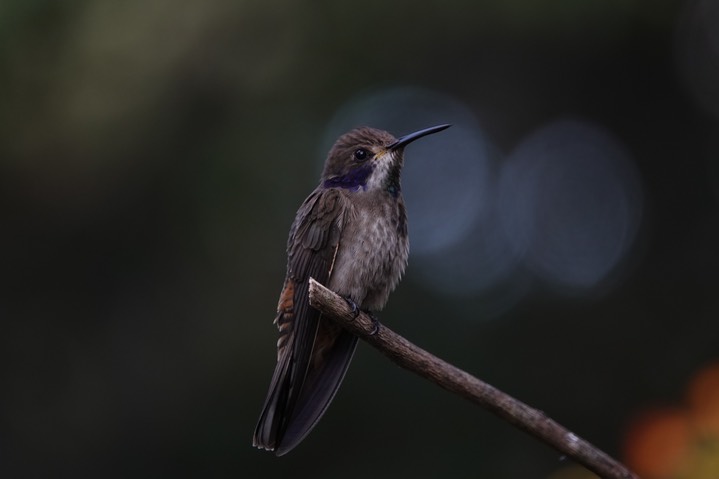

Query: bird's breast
[[328, 195, 409, 312]]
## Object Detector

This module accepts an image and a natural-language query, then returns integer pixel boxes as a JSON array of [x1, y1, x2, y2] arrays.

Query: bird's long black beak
[[389, 124, 451, 150]]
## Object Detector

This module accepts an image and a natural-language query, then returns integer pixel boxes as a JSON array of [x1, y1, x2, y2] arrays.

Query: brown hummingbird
[[253, 123, 451, 455]]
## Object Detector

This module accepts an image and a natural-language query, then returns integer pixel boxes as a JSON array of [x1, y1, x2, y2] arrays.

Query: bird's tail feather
[[275, 330, 358, 455], [253, 329, 358, 455]]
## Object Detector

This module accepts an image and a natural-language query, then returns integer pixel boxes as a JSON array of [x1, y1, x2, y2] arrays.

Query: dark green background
[[2, 1, 718, 477]]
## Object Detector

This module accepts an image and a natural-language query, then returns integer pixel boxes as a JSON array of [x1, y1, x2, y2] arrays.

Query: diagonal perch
[[307, 278, 639, 479]]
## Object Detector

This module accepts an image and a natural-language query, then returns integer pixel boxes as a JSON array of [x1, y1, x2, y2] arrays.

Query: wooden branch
[[308, 278, 639, 479]]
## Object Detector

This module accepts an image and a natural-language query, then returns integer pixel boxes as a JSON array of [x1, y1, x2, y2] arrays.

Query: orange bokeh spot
[[686, 361, 719, 435], [623, 407, 691, 479]]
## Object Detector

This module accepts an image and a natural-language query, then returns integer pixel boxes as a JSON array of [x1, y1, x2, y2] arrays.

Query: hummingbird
[[253, 123, 451, 455]]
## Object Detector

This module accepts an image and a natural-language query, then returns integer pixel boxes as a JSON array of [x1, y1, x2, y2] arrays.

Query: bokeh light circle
[[498, 119, 643, 293]]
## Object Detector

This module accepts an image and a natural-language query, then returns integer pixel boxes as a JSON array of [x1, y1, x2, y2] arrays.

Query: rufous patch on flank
[[276, 279, 295, 315]]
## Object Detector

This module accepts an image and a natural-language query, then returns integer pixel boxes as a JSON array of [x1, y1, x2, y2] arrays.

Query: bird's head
[[322, 124, 450, 196]]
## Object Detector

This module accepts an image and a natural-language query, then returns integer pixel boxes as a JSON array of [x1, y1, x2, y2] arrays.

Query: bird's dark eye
[[354, 148, 368, 161]]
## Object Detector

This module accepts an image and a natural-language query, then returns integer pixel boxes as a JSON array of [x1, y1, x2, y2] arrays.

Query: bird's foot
[[367, 312, 380, 336], [343, 297, 361, 319], [342, 297, 380, 335]]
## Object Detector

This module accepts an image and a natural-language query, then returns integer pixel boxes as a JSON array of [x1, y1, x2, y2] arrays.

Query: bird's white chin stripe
[[366, 151, 398, 191]]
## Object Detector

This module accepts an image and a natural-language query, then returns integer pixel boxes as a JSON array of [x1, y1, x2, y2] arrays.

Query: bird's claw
[[344, 297, 360, 319], [367, 312, 380, 336]]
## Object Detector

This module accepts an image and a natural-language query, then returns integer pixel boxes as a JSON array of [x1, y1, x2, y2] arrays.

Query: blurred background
[[2, 0, 719, 477]]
